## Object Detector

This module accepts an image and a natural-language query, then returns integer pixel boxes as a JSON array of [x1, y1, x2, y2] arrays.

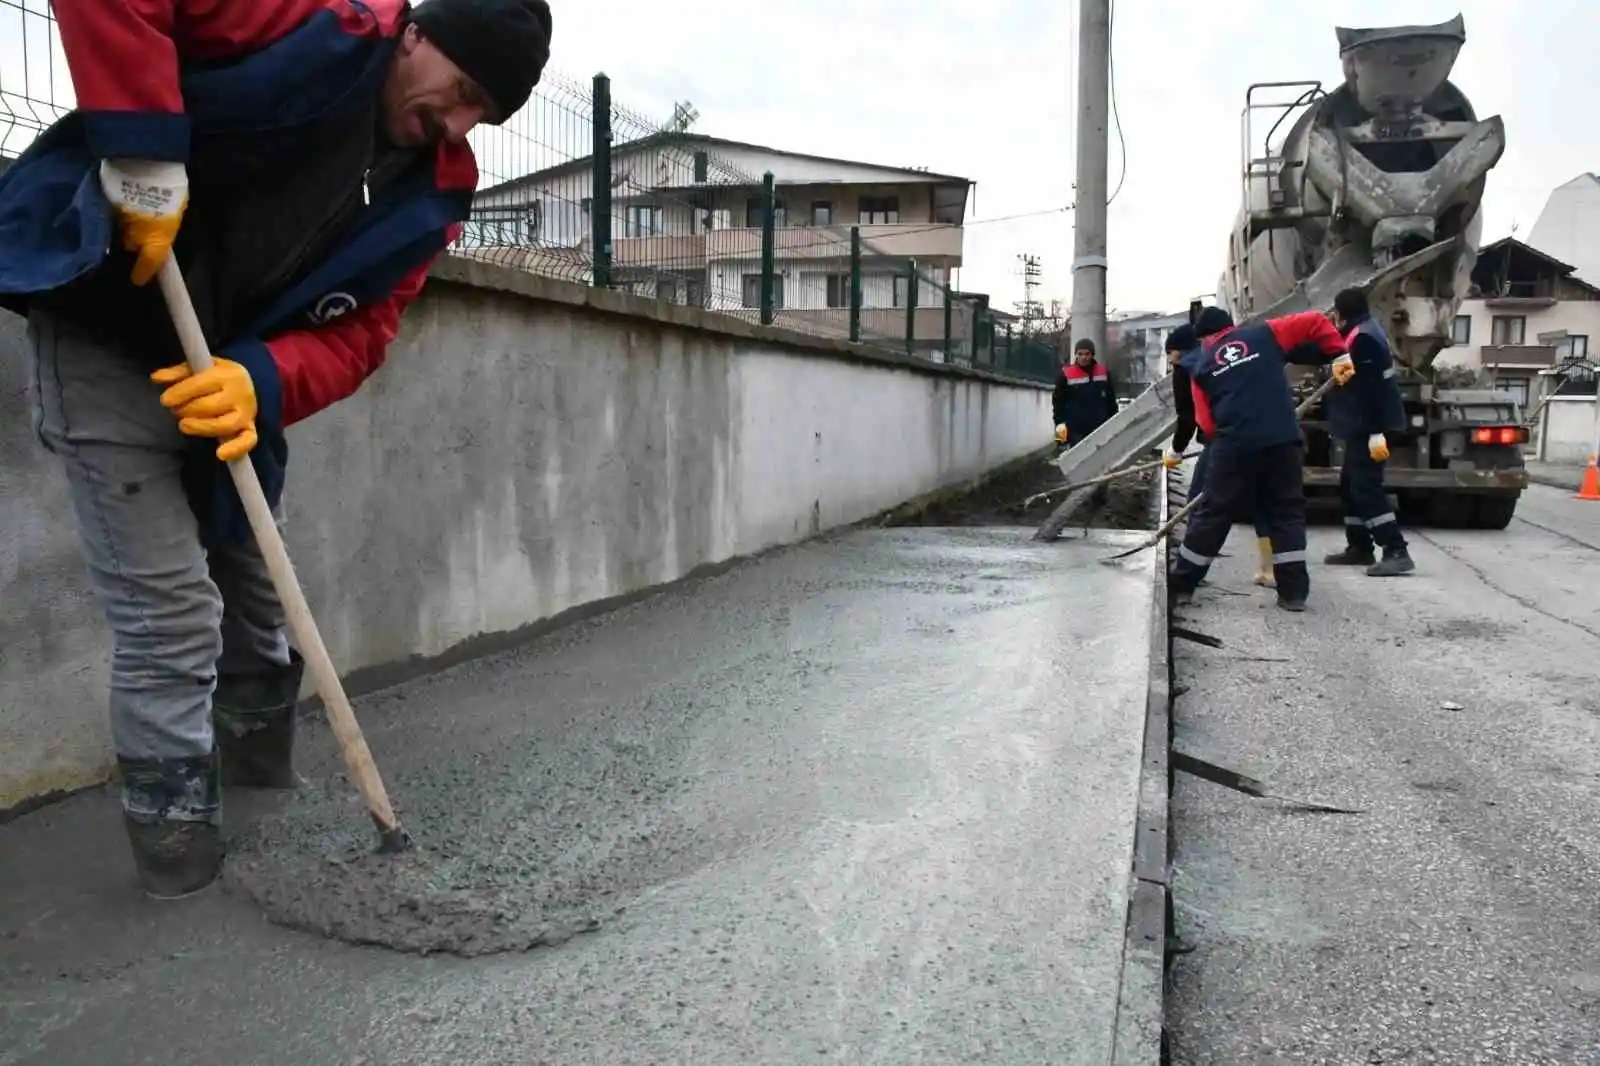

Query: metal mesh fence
[[0, 0, 70, 158], [0, 8, 1054, 383]]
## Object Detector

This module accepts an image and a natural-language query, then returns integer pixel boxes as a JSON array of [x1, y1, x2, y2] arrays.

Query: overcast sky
[[552, 0, 1597, 316], [1, 1, 1593, 318]]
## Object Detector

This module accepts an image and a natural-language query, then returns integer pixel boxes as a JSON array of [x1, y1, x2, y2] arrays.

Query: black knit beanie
[[411, 0, 553, 123], [1073, 338, 1096, 357], [1194, 306, 1234, 336], [1166, 324, 1197, 353]]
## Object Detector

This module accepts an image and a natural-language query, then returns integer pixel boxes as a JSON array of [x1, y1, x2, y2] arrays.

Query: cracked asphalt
[[1166, 483, 1600, 1065]]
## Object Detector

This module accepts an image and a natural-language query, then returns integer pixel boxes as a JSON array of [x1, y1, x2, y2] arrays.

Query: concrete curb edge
[[1526, 470, 1584, 492], [1110, 467, 1174, 1064]]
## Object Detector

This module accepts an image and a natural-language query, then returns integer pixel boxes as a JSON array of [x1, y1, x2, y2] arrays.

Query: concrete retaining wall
[[1538, 395, 1598, 464], [0, 256, 1051, 809]]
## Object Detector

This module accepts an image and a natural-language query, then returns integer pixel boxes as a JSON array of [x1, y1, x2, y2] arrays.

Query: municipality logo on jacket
[[1211, 339, 1259, 375]]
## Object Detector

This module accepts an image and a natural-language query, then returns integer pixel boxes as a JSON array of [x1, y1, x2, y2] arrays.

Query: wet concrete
[[1, 527, 1159, 1064], [890, 451, 1158, 531]]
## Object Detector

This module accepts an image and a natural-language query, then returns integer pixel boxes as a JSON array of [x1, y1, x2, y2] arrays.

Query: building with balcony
[[1438, 236, 1600, 408], [461, 133, 973, 351]]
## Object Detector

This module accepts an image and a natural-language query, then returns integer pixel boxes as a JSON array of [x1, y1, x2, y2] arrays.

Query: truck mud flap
[[1241, 237, 1460, 327]]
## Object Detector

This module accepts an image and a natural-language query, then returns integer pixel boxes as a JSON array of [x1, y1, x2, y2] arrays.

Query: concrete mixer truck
[[1215, 14, 1529, 529]]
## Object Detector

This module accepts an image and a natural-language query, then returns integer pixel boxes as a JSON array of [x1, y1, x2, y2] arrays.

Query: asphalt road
[[1167, 484, 1600, 1065], [0, 527, 1157, 1066]]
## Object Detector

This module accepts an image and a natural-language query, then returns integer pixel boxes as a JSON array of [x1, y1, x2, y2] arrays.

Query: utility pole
[[1069, 0, 1111, 360]]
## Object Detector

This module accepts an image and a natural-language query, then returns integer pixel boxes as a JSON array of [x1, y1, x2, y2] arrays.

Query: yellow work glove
[[1162, 449, 1183, 469], [99, 159, 188, 286], [151, 359, 260, 463], [1330, 354, 1356, 387], [1054, 424, 1069, 444], [1368, 432, 1389, 462]]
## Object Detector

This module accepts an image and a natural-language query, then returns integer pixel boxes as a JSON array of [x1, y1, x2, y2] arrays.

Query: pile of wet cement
[[891, 452, 1157, 531], [220, 555, 913, 957], [224, 685, 719, 956]]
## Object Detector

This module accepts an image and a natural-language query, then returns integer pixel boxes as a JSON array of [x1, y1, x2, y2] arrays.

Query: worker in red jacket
[[1171, 306, 1354, 612], [0, 0, 551, 899], [1053, 338, 1119, 448]]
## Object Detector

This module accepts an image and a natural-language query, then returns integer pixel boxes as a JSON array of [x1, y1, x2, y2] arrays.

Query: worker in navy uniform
[[1164, 326, 1276, 587], [1053, 338, 1119, 450], [1324, 288, 1415, 576], [1171, 306, 1354, 612]]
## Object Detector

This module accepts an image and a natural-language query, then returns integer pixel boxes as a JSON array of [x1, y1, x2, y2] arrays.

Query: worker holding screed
[[0, 0, 551, 899], [1168, 306, 1355, 613], [1165, 325, 1277, 588]]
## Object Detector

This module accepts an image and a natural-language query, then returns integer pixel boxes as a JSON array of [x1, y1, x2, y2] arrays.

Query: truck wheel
[[1429, 494, 1476, 528], [1473, 494, 1519, 530]]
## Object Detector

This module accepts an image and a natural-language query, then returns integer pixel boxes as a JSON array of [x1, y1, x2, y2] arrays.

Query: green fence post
[[848, 226, 862, 343], [591, 73, 612, 289], [904, 260, 917, 355], [1004, 323, 1014, 371], [759, 171, 777, 325], [942, 289, 953, 362]]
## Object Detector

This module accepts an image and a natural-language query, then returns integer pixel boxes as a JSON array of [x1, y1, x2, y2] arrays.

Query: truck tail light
[[1471, 426, 1529, 445]]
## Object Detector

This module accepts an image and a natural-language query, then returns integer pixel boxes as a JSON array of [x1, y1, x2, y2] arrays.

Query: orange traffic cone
[[1578, 454, 1600, 502]]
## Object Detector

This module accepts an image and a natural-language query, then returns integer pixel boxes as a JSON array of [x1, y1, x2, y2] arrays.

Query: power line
[[1105, 0, 1128, 206]]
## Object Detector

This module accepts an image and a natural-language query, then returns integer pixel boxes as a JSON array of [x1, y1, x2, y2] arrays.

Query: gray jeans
[[27, 309, 291, 761]]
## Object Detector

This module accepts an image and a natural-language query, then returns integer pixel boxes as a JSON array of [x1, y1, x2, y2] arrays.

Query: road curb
[[1110, 467, 1174, 1065], [1526, 470, 1583, 492]]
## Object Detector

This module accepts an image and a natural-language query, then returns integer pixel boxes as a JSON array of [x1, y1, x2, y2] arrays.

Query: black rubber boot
[[214, 651, 305, 789], [1276, 595, 1307, 613], [1366, 547, 1416, 577], [1324, 546, 1376, 566], [119, 753, 224, 900]]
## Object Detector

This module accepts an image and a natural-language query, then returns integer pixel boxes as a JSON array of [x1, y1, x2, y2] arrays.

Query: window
[[744, 196, 787, 228], [1562, 334, 1590, 360], [624, 204, 660, 238], [811, 201, 833, 226], [685, 278, 705, 307], [1451, 315, 1471, 345], [693, 151, 709, 183], [742, 273, 784, 309], [1490, 315, 1525, 345], [893, 274, 913, 309], [654, 277, 677, 303], [826, 274, 852, 309], [859, 195, 900, 225]]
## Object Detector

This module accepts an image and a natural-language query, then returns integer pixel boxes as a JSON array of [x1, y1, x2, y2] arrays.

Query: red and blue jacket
[[1052, 359, 1118, 440], [1179, 312, 1347, 453], [0, 0, 476, 542], [1326, 314, 1407, 439]]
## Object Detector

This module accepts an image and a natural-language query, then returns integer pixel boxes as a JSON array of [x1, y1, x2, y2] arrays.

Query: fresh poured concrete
[[0, 527, 1157, 1065]]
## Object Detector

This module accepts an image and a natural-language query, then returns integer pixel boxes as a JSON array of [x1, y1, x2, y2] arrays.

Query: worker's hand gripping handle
[[155, 258, 411, 853]]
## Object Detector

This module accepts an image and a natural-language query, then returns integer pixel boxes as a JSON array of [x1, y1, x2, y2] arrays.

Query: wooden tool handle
[[157, 258, 409, 851], [1295, 376, 1337, 418]]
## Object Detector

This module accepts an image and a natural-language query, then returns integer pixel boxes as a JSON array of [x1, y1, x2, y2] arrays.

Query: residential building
[[462, 133, 973, 352], [1106, 311, 1188, 391], [1438, 236, 1600, 408], [1525, 173, 1600, 287]]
